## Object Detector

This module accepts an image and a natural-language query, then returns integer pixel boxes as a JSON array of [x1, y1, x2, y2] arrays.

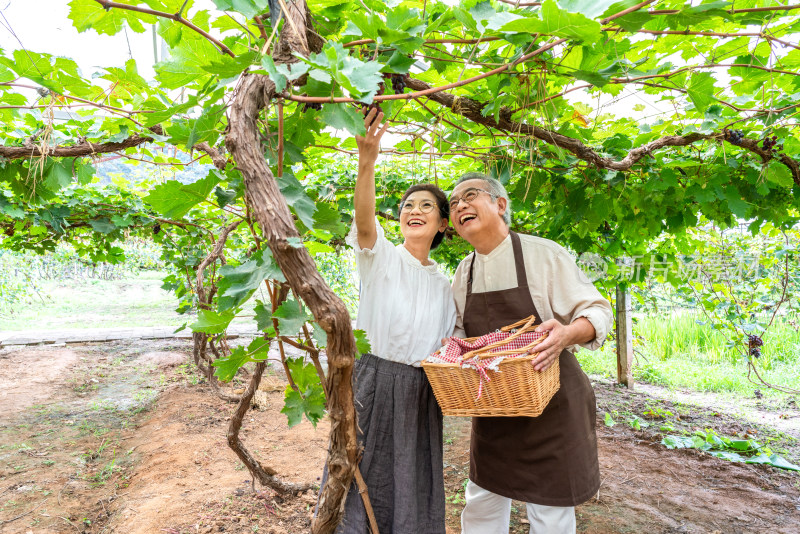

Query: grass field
[[577, 311, 800, 397], [0, 270, 188, 331]]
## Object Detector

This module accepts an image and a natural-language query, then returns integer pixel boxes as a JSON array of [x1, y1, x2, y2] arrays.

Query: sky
[[0, 0, 162, 79]]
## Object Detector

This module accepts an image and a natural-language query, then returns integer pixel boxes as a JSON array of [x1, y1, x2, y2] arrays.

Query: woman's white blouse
[[346, 220, 456, 367]]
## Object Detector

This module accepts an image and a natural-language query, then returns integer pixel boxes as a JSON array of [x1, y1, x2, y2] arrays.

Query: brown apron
[[464, 231, 600, 506]]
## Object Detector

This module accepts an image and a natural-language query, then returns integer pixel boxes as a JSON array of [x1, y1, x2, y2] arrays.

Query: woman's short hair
[[454, 172, 512, 226], [399, 183, 449, 249]]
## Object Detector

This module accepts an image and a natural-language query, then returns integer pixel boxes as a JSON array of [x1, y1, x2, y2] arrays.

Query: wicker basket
[[422, 316, 560, 417]]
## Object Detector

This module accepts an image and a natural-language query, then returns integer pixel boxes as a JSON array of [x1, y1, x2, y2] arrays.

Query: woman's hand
[[355, 108, 388, 166], [353, 108, 388, 250]]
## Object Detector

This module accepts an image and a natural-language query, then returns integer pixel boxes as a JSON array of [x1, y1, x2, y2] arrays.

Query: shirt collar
[[397, 244, 440, 272], [475, 233, 512, 262]]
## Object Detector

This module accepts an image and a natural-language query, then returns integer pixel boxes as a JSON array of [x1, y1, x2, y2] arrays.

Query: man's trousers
[[460, 481, 576, 534]]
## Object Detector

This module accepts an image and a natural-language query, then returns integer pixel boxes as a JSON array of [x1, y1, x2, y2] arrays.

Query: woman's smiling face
[[398, 190, 447, 245]]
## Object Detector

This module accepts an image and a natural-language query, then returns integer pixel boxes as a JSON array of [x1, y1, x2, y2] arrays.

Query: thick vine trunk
[[225, 73, 359, 533]]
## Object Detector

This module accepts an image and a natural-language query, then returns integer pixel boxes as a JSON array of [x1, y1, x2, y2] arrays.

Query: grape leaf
[[254, 300, 274, 332], [68, 0, 155, 36], [214, 186, 238, 208], [282, 357, 326, 427], [212, 345, 251, 382], [247, 337, 271, 361], [155, 38, 218, 89], [190, 309, 236, 334], [282, 386, 326, 427], [261, 57, 309, 93], [43, 160, 74, 191], [354, 329, 371, 356], [212, 0, 268, 19], [500, 0, 602, 43], [187, 104, 225, 149], [211, 337, 273, 381], [320, 104, 366, 137], [312, 201, 347, 236], [143, 171, 221, 218], [276, 173, 317, 229], [311, 325, 327, 348], [89, 218, 117, 234], [765, 161, 793, 188], [273, 299, 313, 336], [217, 249, 284, 311], [686, 72, 717, 114], [286, 357, 319, 391]]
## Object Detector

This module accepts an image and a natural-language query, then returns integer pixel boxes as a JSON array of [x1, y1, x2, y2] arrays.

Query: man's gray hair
[[454, 172, 512, 226]]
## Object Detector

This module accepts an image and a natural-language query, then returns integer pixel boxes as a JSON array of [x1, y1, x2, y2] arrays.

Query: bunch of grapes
[[727, 129, 745, 146], [748, 334, 763, 358], [391, 73, 409, 94], [363, 102, 384, 127], [301, 102, 322, 112], [762, 135, 779, 151]]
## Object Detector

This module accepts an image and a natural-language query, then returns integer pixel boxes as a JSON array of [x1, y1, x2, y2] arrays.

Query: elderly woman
[[320, 108, 455, 534]]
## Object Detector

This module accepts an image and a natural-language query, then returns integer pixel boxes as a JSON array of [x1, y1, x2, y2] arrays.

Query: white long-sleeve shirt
[[347, 220, 456, 366], [452, 233, 612, 351]]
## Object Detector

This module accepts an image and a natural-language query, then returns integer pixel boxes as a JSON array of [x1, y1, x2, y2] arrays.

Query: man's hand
[[529, 317, 595, 371], [528, 319, 569, 371]]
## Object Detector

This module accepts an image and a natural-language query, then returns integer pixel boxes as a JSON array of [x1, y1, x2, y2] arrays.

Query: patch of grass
[[577, 312, 800, 396], [0, 270, 187, 331], [78, 420, 109, 437]]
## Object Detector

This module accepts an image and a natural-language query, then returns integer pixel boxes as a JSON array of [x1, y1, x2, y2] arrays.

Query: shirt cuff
[[345, 217, 385, 255], [572, 308, 610, 351]]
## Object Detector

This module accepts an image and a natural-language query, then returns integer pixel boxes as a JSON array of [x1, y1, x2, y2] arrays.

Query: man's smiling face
[[449, 179, 506, 243]]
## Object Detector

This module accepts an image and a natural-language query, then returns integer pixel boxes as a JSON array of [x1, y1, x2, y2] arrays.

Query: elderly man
[[448, 172, 613, 533]]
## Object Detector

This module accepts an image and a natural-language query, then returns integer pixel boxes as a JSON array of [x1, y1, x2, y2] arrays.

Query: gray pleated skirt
[[319, 352, 445, 534]]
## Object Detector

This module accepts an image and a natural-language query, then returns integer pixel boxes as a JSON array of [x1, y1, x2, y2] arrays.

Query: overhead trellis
[[1, 1, 799, 532]]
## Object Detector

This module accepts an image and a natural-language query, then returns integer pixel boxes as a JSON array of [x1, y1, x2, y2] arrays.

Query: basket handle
[[461, 315, 539, 360], [473, 332, 548, 360], [499, 315, 537, 332]]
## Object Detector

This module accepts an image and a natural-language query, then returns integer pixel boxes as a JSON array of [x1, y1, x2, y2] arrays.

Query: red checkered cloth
[[428, 331, 548, 399]]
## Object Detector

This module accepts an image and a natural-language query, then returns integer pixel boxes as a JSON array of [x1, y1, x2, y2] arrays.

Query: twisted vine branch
[[402, 77, 800, 186], [92, 0, 234, 57]]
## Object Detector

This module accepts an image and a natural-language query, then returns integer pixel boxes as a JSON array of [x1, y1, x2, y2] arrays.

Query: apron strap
[[466, 252, 476, 296], [510, 231, 528, 288], [467, 232, 527, 296]]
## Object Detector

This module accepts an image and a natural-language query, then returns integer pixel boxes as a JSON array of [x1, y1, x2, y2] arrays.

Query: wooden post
[[615, 284, 634, 388]]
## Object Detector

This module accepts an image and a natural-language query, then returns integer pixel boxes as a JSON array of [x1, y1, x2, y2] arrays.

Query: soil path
[[0, 340, 798, 533]]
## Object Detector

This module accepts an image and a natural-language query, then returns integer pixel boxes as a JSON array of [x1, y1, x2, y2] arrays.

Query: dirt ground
[[1, 340, 799, 534]]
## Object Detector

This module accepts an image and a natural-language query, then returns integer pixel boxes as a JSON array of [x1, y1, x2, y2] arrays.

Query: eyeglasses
[[399, 199, 438, 214], [448, 187, 494, 210]]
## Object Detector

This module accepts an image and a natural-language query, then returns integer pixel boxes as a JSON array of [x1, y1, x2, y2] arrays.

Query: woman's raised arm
[[353, 108, 389, 250]]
